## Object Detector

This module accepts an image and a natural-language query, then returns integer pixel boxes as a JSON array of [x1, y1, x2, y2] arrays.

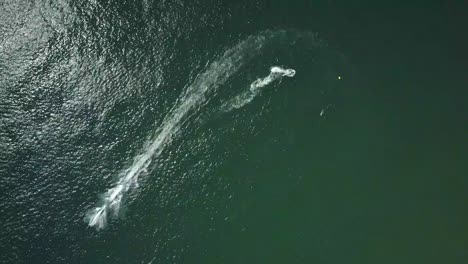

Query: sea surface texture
[[1, 1, 466, 264]]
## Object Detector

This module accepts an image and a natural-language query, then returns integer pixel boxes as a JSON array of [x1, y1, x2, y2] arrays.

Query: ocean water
[[1, 1, 467, 264]]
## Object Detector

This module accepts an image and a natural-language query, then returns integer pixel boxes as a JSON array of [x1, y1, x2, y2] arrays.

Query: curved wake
[[84, 31, 287, 230], [221, 66, 296, 112]]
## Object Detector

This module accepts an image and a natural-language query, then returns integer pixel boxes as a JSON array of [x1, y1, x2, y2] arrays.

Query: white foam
[[250, 66, 296, 92], [221, 66, 296, 112], [85, 31, 279, 230], [270, 66, 296, 77]]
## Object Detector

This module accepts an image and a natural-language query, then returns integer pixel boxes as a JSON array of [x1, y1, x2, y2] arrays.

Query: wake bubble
[[84, 31, 285, 230], [250, 66, 296, 92], [221, 66, 296, 112]]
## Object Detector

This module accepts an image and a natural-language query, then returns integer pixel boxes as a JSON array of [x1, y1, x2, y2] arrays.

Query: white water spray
[[85, 31, 282, 230], [222, 66, 296, 112]]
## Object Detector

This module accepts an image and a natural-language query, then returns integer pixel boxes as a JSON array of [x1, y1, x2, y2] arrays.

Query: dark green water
[[1, 1, 467, 263]]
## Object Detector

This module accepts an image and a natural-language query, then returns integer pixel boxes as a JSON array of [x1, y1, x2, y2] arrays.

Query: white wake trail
[[85, 31, 281, 230], [221, 66, 296, 112]]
